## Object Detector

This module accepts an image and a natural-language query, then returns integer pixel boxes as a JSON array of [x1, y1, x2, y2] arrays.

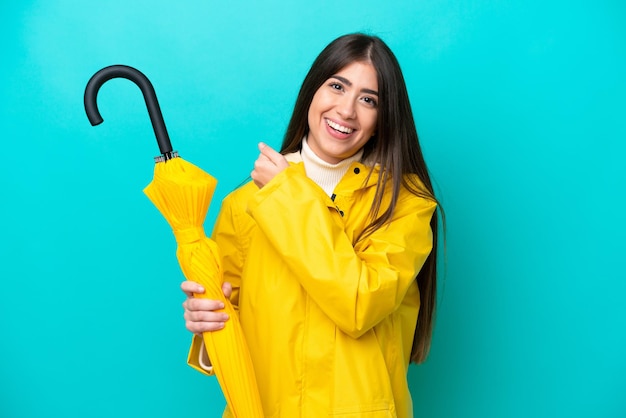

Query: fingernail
[[259, 142, 266, 148]]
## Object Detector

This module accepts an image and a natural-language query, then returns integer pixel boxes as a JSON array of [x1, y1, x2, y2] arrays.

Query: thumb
[[258, 142, 285, 164], [222, 281, 233, 299]]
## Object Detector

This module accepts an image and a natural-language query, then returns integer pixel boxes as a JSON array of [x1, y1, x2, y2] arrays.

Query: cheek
[[310, 89, 334, 110], [307, 106, 317, 132], [307, 94, 322, 122], [363, 113, 378, 135]]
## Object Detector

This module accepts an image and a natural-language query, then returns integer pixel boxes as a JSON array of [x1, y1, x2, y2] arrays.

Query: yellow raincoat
[[188, 152, 436, 418]]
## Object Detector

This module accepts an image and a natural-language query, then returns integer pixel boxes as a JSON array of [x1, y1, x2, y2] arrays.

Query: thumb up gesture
[[251, 142, 290, 188]]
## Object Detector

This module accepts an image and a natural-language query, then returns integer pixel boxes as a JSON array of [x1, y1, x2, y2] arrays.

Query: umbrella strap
[[174, 227, 206, 244]]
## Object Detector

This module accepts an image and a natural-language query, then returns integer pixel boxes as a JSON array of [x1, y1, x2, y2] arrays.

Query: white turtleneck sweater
[[300, 139, 364, 197]]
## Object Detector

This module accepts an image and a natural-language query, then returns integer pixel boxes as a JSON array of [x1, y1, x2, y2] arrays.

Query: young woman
[[182, 33, 440, 418]]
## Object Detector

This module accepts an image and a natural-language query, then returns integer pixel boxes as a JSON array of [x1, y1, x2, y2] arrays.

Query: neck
[[300, 138, 363, 196]]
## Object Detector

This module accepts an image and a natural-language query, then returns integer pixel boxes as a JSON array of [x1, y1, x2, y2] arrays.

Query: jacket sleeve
[[211, 190, 252, 309], [246, 166, 437, 339]]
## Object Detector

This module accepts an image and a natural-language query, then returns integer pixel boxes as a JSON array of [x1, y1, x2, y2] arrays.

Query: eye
[[328, 82, 344, 91], [362, 96, 378, 107]]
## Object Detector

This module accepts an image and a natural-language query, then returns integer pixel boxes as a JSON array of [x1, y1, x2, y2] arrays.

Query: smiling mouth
[[326, 119, 354, 134]]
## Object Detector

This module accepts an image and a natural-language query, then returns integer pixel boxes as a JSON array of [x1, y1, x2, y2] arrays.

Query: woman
[[182, 33, 440, 417]]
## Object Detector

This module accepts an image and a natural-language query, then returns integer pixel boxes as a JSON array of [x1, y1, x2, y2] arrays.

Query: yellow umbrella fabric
[[143, 156, 264, 418]]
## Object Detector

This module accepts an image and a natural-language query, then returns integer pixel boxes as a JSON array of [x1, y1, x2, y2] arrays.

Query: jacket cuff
[[187, 335, 214, 376], [247, 164, 327, 215]]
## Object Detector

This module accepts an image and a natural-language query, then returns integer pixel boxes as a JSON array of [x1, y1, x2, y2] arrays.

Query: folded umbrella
[[84, 65, 264, 418]]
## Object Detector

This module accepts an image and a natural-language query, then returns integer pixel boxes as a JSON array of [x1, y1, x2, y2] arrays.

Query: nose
[[336, 95, 356, 119]]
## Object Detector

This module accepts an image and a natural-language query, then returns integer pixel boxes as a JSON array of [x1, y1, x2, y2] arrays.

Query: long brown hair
[[281, 33, 441, 364]]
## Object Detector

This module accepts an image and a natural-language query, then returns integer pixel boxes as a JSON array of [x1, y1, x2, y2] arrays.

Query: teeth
[[327, 119, 354, 134]]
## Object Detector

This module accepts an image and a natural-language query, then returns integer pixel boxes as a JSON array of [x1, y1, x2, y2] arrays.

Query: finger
[[184, 309, 230, 334], [250, 169, 263, 188], [181, 280, 205, 297], [253, 158, 271, 173], [184, 309, 229, 323], [186, 319, 227, 334], [256, 152, 271, 162], [251, 161, 274, 187], [184, 298, 225, 312]]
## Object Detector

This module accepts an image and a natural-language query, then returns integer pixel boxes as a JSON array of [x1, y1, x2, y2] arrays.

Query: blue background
[[1, 1, 625, 417]]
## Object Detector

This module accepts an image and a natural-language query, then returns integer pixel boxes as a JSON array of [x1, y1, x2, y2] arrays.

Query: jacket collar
[[285, 150, 303, 164], [284, 149, 381, 193]]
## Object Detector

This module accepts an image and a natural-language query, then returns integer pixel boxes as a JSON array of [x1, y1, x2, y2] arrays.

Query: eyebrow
[[331, 75, 379, 96]]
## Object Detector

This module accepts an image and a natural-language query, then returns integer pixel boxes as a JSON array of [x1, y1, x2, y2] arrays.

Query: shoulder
[[392, 174, 438, 217], [226, 180, 257, 202], [213, 181, 258, 244], [402, 174, 435, 199], [219, 181, 258, 222]]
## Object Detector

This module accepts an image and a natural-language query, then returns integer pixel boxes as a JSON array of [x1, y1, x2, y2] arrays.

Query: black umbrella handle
[[84, 64, 176, 161]]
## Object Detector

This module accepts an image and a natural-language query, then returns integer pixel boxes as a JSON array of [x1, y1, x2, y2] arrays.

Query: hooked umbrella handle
[[84, 64, 177, 161]]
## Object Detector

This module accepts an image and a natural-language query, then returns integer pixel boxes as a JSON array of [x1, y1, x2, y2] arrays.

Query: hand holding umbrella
[[84, 65, 264, 418]]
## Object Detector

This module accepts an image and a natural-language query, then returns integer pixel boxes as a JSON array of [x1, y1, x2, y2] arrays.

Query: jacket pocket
[[330, 330, 397, 417], [330, 403, 394, 417]]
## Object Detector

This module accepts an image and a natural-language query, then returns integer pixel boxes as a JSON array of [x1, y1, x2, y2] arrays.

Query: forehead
[[332, 61, 378, 87]]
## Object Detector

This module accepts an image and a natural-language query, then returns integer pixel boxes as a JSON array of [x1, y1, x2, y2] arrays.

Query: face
[[307, 61, 378, 164]]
